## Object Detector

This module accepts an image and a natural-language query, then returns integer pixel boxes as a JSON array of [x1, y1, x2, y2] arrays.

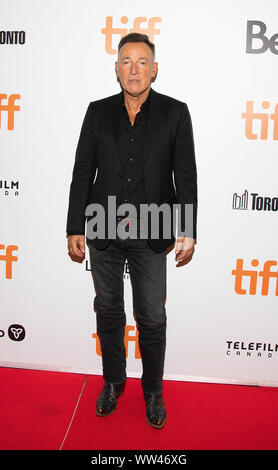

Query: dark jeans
[[88, 216, 167, 393]]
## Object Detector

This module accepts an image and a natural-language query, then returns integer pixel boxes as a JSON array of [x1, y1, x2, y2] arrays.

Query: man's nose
[[130, 63, 138, 74]]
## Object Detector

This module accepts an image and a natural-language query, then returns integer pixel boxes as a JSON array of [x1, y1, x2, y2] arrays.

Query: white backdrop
[[1, 0, 277, 386]]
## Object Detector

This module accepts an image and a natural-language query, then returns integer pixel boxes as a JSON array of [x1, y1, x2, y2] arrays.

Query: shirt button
[[129, 157, 133, 162], [127, 178, 131, 182]]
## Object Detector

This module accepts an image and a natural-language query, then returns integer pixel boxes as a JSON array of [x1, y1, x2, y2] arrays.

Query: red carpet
[[0, 367, 278, 450]]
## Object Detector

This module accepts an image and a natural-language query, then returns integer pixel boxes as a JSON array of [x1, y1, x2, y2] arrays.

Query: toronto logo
[[232, 190, 278, 211]]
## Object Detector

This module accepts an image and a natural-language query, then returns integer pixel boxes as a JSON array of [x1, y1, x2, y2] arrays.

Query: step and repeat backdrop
[[1, 0, 277, 386]]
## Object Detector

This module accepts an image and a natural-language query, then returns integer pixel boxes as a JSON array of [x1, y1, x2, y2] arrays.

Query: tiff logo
[[93, 325, 141, 358], [101, 16, 161, 54], [232, 259, 278, 296], [242, 101, 278, 140], [0, 244, 18, 279], [0, 94, 21, 130]]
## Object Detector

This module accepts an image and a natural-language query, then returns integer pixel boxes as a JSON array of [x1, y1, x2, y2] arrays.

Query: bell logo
[[246, 21, 278, 55], [0, 94, 21, 130], [92, 325, 141, 358], [0, 244, 18, 279], [101, 16, 161, 54], [242, 101, 278, 140], [232, 259, 278, 296]]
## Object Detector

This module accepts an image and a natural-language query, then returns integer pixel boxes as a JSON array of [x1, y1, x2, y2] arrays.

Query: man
[[66, 33, 197, 429]]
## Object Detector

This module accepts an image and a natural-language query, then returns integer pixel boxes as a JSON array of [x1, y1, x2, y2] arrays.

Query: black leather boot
[[144, 391, 167, 429], [96, 381, 126, 417]]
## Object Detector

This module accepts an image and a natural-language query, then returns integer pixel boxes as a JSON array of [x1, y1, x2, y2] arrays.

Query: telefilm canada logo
[[232, 190, 278, 212], [0, 324, 26, 342], [0, 179, 20, 196], [226, 340, 278, 359]]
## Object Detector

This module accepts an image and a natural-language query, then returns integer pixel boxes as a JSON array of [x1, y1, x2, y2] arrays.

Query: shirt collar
[[119, 87, 153, 110]]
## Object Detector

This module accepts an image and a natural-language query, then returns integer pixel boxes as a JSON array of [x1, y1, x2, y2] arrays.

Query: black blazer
[[66, 87, 197, 253]]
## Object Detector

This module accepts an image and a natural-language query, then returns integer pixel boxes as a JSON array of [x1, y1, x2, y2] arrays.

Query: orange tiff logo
[[0, 244, 18, 279], [0, 94, 21, 130], [92, 325, 141, 358], [232, 259, 278, 295], [242, 101, 278, 140], [101, 16, 161, 54]]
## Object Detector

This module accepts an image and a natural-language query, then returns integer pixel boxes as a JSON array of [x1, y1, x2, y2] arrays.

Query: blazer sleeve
[[173, 103, 198, 240], [66, 102, 97, 236]]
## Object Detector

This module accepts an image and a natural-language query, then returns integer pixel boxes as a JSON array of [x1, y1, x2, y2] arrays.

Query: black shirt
[[116, 87, 152, 218]]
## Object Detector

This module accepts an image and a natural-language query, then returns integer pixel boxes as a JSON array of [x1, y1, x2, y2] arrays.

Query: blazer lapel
[[110, 92, 125, 170], [142, 89, 162, 166]]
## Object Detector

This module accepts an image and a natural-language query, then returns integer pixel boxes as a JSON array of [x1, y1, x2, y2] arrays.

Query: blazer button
[[118, 173, 122, 178]]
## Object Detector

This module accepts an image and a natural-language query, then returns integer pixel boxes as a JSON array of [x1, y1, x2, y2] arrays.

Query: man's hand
[[175, 237, 196, 267], [67, 235, 85, 263]]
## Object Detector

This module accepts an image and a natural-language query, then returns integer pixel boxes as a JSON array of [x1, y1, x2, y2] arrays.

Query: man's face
[[115, 42, 157, 96]]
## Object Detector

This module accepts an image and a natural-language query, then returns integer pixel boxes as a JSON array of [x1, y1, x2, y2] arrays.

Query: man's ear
[[151, 62, 158, 82], [115, 61, 119, 81]]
